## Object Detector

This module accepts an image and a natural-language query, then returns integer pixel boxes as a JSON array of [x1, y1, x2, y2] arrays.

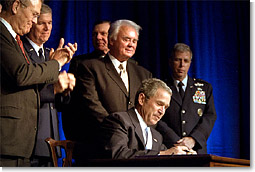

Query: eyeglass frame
[[19, 0, 40, 20]]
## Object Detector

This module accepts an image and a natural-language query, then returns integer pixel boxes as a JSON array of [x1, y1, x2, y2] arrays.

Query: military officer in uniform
[[156, 43, 217, 154]]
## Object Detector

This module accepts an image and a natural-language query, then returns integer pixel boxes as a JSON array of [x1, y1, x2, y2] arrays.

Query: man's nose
[[128, 40, 135, 47], [159, 106, 166, 114], [97, 33, 102, 39], [32, 17, 38, 24]]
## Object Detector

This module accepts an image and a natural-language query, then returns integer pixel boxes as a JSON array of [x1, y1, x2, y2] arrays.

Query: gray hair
[[170, 43, 193, 60], [0, 0, 43, 11], [135, 78, 172, 106], [40, 3, 51, 15], [108, 19, 142, 41]]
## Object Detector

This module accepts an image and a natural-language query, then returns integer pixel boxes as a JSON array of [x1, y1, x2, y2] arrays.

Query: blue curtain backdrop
[[44, 0, 250, 161]]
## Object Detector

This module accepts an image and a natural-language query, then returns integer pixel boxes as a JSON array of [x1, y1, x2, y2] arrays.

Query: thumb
[[58, 38, 65, 49], [177, 139, 184, 143], [62, 70, 67, 75], [49, 48, 54, 60]]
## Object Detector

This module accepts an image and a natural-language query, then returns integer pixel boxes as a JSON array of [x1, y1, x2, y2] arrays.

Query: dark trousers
[[0, 155, 31, 167]]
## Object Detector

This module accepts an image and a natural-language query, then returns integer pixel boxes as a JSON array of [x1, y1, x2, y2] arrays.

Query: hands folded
[[54, 70, 75, 96], [160, 145, 197, 155], [160, 137, 197, 155]]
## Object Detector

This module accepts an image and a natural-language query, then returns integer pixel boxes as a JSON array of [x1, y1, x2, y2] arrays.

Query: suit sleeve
[[101, 113, 160, 159], [189, 83, 217, 149], [156, 120, 180, 148]]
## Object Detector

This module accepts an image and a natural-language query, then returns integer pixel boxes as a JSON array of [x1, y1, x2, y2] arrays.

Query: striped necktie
[[118, 64, 129, 92]]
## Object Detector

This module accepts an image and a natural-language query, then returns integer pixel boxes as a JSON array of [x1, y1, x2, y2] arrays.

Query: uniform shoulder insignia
[[194, 78, 209, 86]]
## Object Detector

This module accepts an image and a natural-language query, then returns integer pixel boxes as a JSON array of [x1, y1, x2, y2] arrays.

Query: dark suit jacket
[[68, 50, 105, 76], [101, 108, 167, 159], [69, 50, 138, 76], [0, 22, 59, 158], [156, 76, 217, 154], [62, 54, 152, 159], [22, 37, 60, 157]]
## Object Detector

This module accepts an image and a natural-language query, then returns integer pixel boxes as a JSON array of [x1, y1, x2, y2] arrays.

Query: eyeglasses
[[19, 0, 40, 20]]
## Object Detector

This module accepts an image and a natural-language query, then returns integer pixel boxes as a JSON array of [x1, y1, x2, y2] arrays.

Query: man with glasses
[[21, 3, 76, 166], [0, 0, 77, 167]]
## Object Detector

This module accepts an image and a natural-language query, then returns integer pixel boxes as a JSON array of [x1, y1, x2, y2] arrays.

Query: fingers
[[58, 38, 65, 49], [177, 138, 184, 143], [180, 145, 189, 151], [65, 42, 78, 62], [67, 73, 76, 91], [50, 40, 77, 67]]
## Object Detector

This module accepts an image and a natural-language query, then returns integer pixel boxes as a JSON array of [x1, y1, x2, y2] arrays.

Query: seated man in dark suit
[[101, 78, 196, 159], [62, 19, 152, 161]]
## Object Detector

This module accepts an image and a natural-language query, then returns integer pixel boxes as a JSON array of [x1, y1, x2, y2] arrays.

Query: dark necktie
[[16, 35, 30, 64], [38, 48, 44, 61], [178, 81, 184, 100]]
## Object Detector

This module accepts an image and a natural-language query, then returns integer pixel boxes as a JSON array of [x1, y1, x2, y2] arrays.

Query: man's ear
[[12, 0, 20, 14], [138, 93, 146, 106]]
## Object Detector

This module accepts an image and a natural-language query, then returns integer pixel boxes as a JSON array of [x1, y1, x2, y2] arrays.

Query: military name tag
[[193, 90, 206, 104]]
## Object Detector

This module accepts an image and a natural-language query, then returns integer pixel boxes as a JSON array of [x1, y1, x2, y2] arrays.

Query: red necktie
[[16, 35, 30, 64]]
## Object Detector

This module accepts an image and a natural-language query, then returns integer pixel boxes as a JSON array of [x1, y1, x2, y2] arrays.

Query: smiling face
[[27, 12, 52, 46], [170, 51, 192, 81], [138, 88, 171, 126], [109, 25, 138, 62]]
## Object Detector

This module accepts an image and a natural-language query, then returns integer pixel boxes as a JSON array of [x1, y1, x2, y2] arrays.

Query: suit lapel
[[151, 129, 161, 150], [44, 48, 50, 61], [127, 60, 137, 101], [104, 55, 128, 97], [167, 78, 182, 106], [183, 76, 196, 104], [128, 108, 146, 146], [22, 37, 43, 63], [0, 22, 32, 64]]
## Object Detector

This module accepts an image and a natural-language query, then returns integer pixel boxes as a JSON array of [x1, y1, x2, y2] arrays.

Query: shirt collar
[[25, 36, 44, 56], [108, 53, 127, 73], [0, 17, 17, 39], [134, 108, 148, 131], [174, 75, 188, 91]]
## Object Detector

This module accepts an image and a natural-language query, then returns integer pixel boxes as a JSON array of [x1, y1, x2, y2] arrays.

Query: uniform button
[[182, 121, 186, 124], [128, 101, 132, 105], [182, 110, 186, 114], [182, 132, 186, 136], [34, 127, 37, 131]]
